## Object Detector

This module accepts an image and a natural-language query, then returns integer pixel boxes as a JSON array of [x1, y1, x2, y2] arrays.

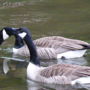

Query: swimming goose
[[17, 27, 90, 85], [1, 27, 90, 59]]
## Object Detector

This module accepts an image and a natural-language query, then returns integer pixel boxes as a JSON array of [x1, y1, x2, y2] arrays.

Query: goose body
[[27, 62, 90, 85], [15, 27, 90, 85], [0, 27, 90, 59], [13, 36, 90, 59]]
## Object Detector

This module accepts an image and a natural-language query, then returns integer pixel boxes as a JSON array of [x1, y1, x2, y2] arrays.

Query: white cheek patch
[[3, 29, 9, 40], [18, 32, 27, 39]]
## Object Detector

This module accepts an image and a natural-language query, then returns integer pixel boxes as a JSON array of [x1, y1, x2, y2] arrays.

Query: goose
[[0, 27, 90, 59], [16, 27, 90, 85]]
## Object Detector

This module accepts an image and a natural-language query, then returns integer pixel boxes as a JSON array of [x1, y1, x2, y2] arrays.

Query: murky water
[[0, 0, 90, 90]]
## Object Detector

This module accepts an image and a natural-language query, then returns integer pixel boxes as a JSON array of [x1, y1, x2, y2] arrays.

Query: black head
[[0, 27, 25, 48], [16, 27, 32, 39], [3, 27, 18, 36], [0, 27, 17, 44]]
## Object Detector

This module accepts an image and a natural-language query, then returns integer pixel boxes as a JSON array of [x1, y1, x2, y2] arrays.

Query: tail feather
[[81, 44, 90, 49]]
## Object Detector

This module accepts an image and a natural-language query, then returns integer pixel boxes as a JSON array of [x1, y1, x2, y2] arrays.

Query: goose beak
[[0, 31, 3, 45]]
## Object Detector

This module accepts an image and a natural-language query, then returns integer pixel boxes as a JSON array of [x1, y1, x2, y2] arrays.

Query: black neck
[[23, 34, 40, 66]]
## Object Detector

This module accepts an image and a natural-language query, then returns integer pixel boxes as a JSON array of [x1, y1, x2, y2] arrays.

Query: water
[[0, 0, 90, 90]]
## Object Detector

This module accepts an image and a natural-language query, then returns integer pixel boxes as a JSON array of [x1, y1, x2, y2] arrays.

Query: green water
[[0, 0, 90, 90]]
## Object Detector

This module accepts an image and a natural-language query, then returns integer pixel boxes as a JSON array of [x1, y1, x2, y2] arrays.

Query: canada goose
[[14, 36, 90, 60], [1, 27, 90, 59], [16, 27, 90, 85]]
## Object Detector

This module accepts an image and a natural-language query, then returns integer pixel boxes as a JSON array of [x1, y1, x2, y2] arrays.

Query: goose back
[[34, 36, 90, 50], [40, 64, 90, 80]]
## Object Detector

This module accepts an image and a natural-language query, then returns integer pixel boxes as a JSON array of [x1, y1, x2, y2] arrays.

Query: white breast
[[27, 63, 41, 81]]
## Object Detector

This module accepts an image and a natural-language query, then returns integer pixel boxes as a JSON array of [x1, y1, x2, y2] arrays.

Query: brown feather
[[34, 36, 90, 50], [40, 64, 90, 81]]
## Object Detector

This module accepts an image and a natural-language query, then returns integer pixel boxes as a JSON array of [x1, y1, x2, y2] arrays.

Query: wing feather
[[34, 36, 90, 50], [40, 64, 90, 80]]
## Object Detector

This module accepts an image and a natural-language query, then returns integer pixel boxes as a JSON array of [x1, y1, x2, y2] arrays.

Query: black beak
[[0, 31, 3, 45]]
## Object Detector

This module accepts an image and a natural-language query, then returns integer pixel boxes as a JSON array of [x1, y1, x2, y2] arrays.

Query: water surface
[[0, 0, 90, 90]]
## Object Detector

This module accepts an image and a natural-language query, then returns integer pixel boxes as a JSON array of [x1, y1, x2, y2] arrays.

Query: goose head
[[0, 27, 24, 48]]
